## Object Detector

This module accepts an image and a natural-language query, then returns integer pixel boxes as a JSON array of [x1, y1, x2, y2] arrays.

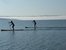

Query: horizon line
[[0, 16, 66, 20], [0, 15, 65, 17]]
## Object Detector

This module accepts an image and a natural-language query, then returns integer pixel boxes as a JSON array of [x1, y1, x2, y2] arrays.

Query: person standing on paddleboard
[[9, 21, 15, 31], [33, 20, 36, 30]]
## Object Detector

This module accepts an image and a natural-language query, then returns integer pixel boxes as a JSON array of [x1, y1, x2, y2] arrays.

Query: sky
[[0, 0, 66, 16]]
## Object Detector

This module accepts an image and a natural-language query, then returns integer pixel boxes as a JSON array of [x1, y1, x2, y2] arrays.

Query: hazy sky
[[0, 0, 66, 16]]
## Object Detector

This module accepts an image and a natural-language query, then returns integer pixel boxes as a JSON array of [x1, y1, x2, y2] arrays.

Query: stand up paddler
[[9, 21, 15, 31], [33, 20, 36, 30]]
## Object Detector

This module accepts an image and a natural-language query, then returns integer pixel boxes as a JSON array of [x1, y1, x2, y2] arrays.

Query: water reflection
[[7, 31, 15, 50]]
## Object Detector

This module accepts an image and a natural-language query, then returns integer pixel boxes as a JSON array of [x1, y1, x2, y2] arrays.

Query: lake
[[0, 19, 66, 50]]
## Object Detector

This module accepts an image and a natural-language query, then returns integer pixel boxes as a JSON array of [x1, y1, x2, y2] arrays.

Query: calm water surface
[[0, 19, 66, 50]]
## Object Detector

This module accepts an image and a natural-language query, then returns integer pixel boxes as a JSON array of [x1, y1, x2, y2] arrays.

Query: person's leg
[[12, 26, 14, 31], [34, 24, 36, 30], [35, 25, 36, 30]]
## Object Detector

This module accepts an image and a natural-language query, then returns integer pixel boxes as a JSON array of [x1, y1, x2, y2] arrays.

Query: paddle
[[25, 27, 28, 28], [25, 27, 34, 28]]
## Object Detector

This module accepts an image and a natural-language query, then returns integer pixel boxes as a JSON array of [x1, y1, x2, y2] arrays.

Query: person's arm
[[9, 22, 12, 26], [9, 21, 11, 23]]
